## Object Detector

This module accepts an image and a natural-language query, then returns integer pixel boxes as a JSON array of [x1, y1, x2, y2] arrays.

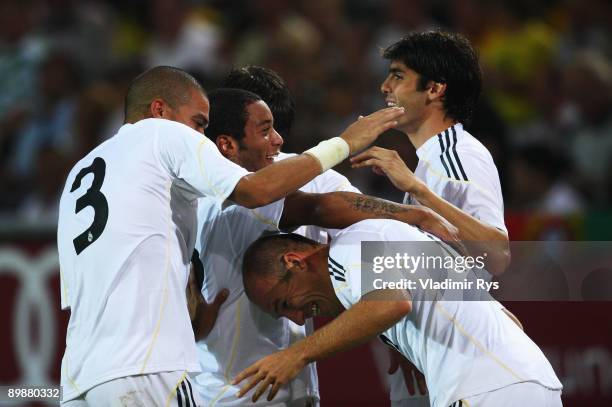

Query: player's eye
[[393, 73, 403, 80]]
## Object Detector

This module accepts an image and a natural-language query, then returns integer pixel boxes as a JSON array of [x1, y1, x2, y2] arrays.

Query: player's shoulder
[[453, 125, 495, 163], [424, 124, 497, 182]]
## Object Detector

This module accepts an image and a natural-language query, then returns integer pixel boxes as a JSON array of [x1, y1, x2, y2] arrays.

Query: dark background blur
[[1, 0, 611, 405], [1, 0, 612, 222]]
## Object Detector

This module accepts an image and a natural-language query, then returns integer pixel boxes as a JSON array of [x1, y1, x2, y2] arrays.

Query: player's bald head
[[124, 66, 206, 123], [242, 233, 318, 301]]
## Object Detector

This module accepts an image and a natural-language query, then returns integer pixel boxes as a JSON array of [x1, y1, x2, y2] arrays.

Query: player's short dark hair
[[124, 66, 205, 123], [222, 66, 295, 138], [383, 31, 482, 124], [242, 233, 319, 300], [205, 88, 261, 143]]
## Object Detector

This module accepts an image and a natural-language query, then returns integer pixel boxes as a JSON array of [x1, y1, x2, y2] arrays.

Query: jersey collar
[[416, 123, 463, 160]]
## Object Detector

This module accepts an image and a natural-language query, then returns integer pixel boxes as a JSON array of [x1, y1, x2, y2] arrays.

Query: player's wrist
[[407, 179, 428, 199], [304, 137, 350, 172]]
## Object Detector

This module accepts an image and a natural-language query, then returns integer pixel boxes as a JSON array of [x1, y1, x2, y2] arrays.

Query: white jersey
[[330, 219, 562, 407], [57, 118, 249, 401], [396, 124, 508, 403], [194, 159, 360, 406], [403, 123, 507, 233]]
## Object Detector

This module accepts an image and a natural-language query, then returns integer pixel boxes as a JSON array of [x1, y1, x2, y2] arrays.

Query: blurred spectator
[[38, 0, 116, 80], [554, 0, 612, 64], [18, 146, 69, 224], [145, 0, 224, 78], [508, 143, 584, 214], [562, 50, 612, 205], [478, 1, 559, 125], [6, 51, 79, 180], [0, 0, 47, 157]]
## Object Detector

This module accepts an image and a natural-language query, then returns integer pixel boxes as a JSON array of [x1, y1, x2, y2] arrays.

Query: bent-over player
[[236, 220, 563, 407]]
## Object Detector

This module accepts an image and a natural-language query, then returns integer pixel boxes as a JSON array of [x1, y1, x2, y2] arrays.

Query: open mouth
[[386, 100, 397, 107], [266, 153, 279, 160]]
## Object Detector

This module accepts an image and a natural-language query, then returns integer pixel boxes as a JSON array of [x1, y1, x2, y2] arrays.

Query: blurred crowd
[[1, 0, 611, 226]]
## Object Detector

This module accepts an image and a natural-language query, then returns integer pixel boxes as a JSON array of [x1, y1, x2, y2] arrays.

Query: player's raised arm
[[233, 291, 411, 402], [280, 191, 459, 243], [228, 107, 404, 208]]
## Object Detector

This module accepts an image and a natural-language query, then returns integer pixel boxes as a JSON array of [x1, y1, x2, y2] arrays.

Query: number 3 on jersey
[[70, 157, 109, 254]]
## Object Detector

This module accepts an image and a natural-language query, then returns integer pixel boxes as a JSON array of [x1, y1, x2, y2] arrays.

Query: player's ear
[[426, 81, 446, 102], [282, 252, 306, 271], [150, 98, 169, 119], [216, 135, 239, 160]]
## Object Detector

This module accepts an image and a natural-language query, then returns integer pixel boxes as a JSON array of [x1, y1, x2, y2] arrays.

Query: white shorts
[[61, 371, 202, 407]]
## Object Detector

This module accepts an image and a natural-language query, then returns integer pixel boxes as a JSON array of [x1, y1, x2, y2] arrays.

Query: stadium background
[[0, 0, 610, 405]]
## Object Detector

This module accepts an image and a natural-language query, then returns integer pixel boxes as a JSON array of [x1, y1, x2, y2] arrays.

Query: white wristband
[[303, 137, 350, 172]]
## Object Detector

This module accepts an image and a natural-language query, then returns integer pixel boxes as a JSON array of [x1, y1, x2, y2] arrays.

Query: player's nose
[[380, 78, 391, 94], [271, 128, 283, 147]]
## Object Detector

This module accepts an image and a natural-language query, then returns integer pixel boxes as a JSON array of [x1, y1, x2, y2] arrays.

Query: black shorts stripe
[[185, 378, 197, 406], [451, 126, 469, 181], [328, 256, 345, 271], [437, 134, 451, 177], [444, 130, 460, 180], [181, 381, 191, 407], [328, 261, 345, 277]]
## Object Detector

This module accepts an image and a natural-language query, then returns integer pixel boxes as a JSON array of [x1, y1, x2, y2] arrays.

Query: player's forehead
[[245, 100, 274, 128], [183, 88, 210, 113], [388, 60, 413, 75]]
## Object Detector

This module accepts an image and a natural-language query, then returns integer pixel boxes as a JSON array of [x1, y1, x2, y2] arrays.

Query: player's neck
[[405, 115, 457, 150]]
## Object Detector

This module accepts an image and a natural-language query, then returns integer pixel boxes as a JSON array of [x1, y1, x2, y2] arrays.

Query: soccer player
[[235, 220, 563, 407], [192, 65, 361, 407], [57, 66, 403, 405], [350, 31, 512, 405], [191, 87, 457, 406]]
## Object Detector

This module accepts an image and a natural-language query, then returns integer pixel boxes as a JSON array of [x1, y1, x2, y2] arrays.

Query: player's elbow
[[382, 300, 412, 327], [230, 177, 275, 209], [487, 235, 511, 276], [395, 300, 412, 317], [384, 300, 412, 324]]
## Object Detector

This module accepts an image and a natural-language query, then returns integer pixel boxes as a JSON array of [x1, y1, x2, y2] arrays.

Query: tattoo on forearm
[[341, 194, 409, 218]]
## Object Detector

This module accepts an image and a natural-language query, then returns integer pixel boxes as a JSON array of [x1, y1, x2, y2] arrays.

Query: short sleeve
[[459, 150, 507, 233], [155, 120, 249, 201]]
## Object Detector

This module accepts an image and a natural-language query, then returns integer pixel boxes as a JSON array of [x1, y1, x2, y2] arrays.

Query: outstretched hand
[[350, 146, 423, 194], [340, 108, 404, 153], [232, 348, 307, 403]]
